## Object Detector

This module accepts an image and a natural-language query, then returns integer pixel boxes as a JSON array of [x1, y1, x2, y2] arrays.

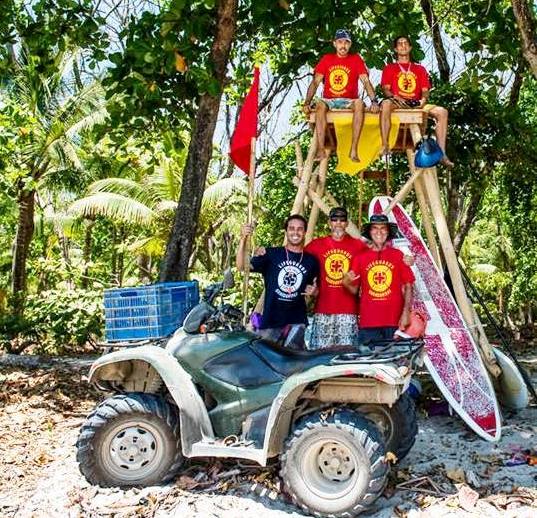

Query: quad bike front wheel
[[280, 409, 388, 517], [76, 393, 183, 487]]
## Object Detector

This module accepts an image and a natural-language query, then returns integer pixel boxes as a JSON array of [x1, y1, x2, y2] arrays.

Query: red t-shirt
[[381, 62, 430, 101], [314, 53, 368, 99], [350, 246, 415, 328], [305, 234, 367, 314]]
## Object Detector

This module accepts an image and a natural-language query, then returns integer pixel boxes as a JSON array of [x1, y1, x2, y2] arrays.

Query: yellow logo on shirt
[[324, 252, 350, 285], [328, 66, 349, 94], [367, 262, 393, 297], [397, 72, 417, 96]]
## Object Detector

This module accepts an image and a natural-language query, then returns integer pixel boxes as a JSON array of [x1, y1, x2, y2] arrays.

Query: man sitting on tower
[[303, 29, 380, 162], [379, 35, 454, 167]]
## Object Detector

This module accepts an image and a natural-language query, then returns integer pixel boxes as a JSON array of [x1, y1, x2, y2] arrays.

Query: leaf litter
[[1, 354, 536, 517]]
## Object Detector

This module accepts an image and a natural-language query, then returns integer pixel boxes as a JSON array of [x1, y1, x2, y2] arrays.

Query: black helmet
[[362, 214, 399, 240]]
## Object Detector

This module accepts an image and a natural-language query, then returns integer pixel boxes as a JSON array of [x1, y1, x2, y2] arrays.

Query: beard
[[332, 228, 345, 239]]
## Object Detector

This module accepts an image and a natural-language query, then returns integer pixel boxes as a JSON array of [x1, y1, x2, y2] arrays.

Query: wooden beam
[[306, 159, 328, 243], [404, 127, 442, 269], [384, 168, 422, 214], [308, 108, 427, 125], [421, 168, 499, 371], [291, 137, 319, 215], [293, 177, 361, 238], [414, 173, 443, 270]]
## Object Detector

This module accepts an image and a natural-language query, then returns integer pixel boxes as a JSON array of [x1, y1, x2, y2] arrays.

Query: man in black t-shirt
[[236, 214, 319, 348]]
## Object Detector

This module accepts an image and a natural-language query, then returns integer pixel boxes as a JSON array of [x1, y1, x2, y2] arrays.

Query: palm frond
[[155, 200, 178, 212], [88, 178, 157, 208], [202, 177, 248, 209], [68, 193, 154, 225]]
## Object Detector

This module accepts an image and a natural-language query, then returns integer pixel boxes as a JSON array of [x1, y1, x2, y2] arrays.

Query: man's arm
[[303, 73, 324, 115], [419, 87, 430, 108], [399, 283, 413, 329], [359, 74, 379, 113], [382, 84, 410, 107], [236, 224, 254, 271]]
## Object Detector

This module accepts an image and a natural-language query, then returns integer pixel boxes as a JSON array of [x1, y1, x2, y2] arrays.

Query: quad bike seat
[[250, 339, 357, 377]]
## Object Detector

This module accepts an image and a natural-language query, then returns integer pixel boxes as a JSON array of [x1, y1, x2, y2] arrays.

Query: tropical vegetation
[[0, 0, 536, 353]]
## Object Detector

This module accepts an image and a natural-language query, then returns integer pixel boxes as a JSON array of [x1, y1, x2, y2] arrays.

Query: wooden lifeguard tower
[[290, 108, 500, 376]]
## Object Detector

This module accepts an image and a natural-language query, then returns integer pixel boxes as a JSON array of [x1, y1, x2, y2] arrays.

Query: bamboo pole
[[469, 300, 502, 377], [403, 148, 443, 269], [383, 168, 422, 214], [419, 164, 501, 375], [407, 123, 499, 373], [414, 174, 443, 270], [306, 158, 328, 243], [292, 177, 361, 238], [242, 137, 256, 324], [291, 137, 317, 215]]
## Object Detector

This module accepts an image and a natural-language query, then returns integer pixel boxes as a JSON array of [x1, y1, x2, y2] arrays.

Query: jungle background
[[1, 0, 537, 355]]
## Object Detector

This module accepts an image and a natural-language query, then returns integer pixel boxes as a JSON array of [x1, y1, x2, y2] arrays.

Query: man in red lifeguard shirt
[[303, 29, 380, 162], [305, 207, 369, 348], [343, 214, 415, 345], [379, 35, 454, 167]]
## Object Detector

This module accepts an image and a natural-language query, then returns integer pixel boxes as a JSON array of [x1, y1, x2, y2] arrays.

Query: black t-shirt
[[251, 247, 319, 329]]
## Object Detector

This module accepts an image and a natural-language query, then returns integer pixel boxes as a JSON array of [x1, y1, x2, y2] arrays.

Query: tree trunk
[[11, 188, 36, 313], [81, 220, 94, 289], [420, 0, 450, 82], [511, 0, 537, 79], [160, 0, 237, 281], [509, 58, 526, 107], [453, 189, 482, 255], [137, 253, 151, 284]]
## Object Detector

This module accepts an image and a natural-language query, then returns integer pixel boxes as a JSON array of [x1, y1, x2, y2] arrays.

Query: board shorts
[[315, 97, 356, 110], [308, 313, 359, 349], [381, 98, 436, 112]]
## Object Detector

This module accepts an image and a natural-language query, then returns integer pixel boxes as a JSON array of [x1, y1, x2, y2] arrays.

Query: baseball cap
[[334, 29, 352, 42], [329, 207, 348, 220]]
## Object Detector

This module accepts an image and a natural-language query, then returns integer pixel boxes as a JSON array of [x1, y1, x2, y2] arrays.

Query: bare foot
[[349, 149, 361, 162], [379, 146, 391, 157], [440, 155, 454, 168]]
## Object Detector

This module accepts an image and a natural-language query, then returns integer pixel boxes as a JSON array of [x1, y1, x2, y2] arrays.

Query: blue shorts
[[319, 98, 355, 110]]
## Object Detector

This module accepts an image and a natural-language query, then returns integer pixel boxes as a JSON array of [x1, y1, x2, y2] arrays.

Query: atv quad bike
[[77, 272, 423, 517]]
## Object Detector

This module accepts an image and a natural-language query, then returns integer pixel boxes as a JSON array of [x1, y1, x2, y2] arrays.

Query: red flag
[[229, 66, 259, 174]]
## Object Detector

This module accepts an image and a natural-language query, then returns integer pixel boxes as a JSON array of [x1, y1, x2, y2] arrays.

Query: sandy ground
[[1, 353, 536, 518]]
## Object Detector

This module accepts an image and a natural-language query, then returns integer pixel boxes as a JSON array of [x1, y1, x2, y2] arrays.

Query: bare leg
[[429, 105, 454, 167], [314, 102, 328, 160], [380, 99, 396, 155], [349, 99, 365, 162]]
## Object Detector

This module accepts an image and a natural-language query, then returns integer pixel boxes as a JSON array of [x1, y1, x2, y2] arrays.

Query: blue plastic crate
[[104, 281, 199, 341]]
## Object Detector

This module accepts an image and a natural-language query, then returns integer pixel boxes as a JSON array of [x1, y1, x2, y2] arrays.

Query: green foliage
[[1, 0, 537, 349], [0, 288, 103, 354]]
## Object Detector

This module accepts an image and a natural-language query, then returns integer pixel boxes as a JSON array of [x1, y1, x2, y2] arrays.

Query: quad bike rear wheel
[[280, 409, 388, 517], [357, 393, 418, 462], [76, 393, 183, 487]]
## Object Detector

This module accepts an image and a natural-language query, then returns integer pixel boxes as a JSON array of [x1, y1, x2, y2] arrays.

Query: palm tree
[[69, 154, 249, 281], [1, 49, 105, 312]]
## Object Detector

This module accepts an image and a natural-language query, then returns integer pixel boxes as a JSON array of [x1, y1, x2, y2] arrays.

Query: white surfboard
[[493, 348, 529, 410], [370, 196, 501, 442]]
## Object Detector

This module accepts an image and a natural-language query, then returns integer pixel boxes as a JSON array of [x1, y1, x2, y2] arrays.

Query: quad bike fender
[[88, 345, 214, 454], [263, 363, 410, 458]]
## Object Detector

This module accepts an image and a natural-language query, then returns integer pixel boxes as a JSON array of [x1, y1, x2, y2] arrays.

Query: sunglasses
[[330, 216, 347, 222]]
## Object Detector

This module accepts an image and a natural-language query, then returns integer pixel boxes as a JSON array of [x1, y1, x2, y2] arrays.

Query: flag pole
[[242, 136, 256, 325]]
